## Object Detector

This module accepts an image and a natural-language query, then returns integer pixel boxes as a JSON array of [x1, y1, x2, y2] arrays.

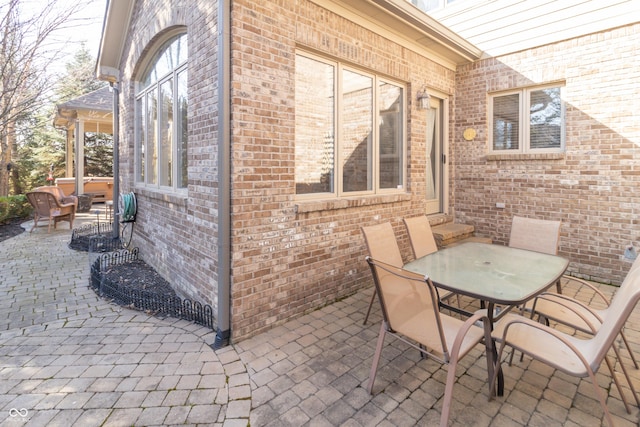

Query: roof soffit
[[312, 0, 482, 67], [96, 0, 135, 82], [53, 87, 114, 129], [96, 0, 482, 80]]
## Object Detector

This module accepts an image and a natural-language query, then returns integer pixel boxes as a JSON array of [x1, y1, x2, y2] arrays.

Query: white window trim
[[134, 37, 188, 195], [488, 84, 565, 155], [295, 51, 407, 201]]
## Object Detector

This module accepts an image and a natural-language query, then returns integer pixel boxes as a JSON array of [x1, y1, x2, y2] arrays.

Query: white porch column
[[65, 128, 73, 177], [75, 120, 85, 195]]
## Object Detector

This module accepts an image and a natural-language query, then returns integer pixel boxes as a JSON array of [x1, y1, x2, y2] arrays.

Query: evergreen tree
[[0, 0, 90, 196], [1, 0, 100, 195], [15, 42, 111, 191], [54, 43, 112, 178], [56, 43, 106, 102], [15, 108, 64, 191]]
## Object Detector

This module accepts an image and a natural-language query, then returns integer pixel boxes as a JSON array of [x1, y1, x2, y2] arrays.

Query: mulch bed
[[0, 218, 26, 243], [0, 218, 175, 300], [2, 219, 213, 329], [93, 254, 213, 330], [101, 259, 177, 298]]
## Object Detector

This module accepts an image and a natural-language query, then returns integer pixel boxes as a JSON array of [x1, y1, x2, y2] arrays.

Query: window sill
[[295, 192, 411, 214], [134, 186, 188, 206], [485, 153, 565, 161]]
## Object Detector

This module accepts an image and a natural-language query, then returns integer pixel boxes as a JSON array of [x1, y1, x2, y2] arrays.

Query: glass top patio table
[[404, 241, 569, 397], [403, 242, 569, 307]]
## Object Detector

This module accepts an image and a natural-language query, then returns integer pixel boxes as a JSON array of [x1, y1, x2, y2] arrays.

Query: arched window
[[135, 32, 188, 190]]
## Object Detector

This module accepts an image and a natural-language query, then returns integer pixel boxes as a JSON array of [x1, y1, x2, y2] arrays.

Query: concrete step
[[426, 214, 454, 227], [445, 235, 493, 248], [432, 222, 492, 248]]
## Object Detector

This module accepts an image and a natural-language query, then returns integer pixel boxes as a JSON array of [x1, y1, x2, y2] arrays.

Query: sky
[[20, 0, 107, 68], [53, 0, 107, 60]]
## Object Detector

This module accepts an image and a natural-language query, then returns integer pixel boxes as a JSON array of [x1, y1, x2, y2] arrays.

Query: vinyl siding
[[424, 0, 640, 56]]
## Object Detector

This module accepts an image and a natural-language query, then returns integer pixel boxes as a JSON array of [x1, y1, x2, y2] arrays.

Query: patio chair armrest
[[561, 275, 610, 305], [449, 309, 491, 359], [533, 292, 603, 333], [440, 308, 493, 427], [493, 315, 591, 366]]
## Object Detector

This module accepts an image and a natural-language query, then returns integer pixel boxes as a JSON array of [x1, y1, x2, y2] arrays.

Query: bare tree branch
[[0, 0, 93, 195]]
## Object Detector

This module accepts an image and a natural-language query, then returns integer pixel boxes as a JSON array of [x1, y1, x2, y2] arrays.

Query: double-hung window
[[135, 33, 188, 191], [490, 84, 565, 153], [295, 52, 405, 197]]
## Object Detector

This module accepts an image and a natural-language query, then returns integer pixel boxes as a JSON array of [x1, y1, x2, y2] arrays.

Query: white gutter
[[96, 0, 134, 83]]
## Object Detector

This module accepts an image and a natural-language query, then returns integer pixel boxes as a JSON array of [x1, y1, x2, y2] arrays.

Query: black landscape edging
[[90, 248, 215, 330], [69, 222, 121, 252]]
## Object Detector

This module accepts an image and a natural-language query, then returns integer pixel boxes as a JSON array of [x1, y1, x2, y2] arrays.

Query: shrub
[[0, 195, 33, 224]]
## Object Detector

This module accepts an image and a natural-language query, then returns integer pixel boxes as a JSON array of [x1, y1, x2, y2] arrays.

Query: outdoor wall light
[[416, 87, 430, 110]]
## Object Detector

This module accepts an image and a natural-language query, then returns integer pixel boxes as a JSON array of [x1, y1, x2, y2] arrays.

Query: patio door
[[425, 96, 446, 214]]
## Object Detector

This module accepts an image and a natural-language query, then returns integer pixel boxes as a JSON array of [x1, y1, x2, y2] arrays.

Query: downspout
[[110, 82, 120, 239], [212, 0, 231, 349]]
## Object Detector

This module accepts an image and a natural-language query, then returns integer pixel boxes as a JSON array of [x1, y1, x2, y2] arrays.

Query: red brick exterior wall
[[228, 0, 454, 339], [117, 0, 221, 306], [116, 0, 455, 341], [453, 23, 640, 284], [115, 0, 638, 341]]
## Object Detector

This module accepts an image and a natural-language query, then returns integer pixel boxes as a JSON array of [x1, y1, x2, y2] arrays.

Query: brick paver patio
[[1, 209, 639, 426]]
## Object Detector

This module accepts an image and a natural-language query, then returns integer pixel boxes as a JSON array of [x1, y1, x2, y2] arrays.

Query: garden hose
[[119, 192, 137, 223]]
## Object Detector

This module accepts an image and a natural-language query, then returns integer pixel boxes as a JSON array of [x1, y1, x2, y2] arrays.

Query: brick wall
[[112, 0, 639, 342], [115, 0, 458, 342], [228, 0, 455, 339], [117, 0, 222, 307], [453, 23, 640, 284]]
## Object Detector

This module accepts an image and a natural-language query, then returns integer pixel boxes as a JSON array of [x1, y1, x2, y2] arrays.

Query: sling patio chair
[[509, 215, 563, 293], [484, 268, 640, 427], [530, 254, 640, 373], [509, 215, 561, 258], [364, 256, 496, 421], [26, 191, 75, 233], [360, 222, 404, 325], [403, 215, 460, 307], [403, 215, 439, 259], [509, 215, 602, 296], [508, 215, 639, 367]]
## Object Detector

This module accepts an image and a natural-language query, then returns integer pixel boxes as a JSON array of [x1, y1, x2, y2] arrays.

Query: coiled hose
[[119, 192, 137, 223]]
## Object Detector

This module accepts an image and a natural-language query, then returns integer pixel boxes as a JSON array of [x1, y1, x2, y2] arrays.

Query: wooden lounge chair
[[26, 191, 75, 233]]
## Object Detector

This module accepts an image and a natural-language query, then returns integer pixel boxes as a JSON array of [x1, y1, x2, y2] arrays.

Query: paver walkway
[[2, 210, 640, 426], [0, 214, 247, 426]]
